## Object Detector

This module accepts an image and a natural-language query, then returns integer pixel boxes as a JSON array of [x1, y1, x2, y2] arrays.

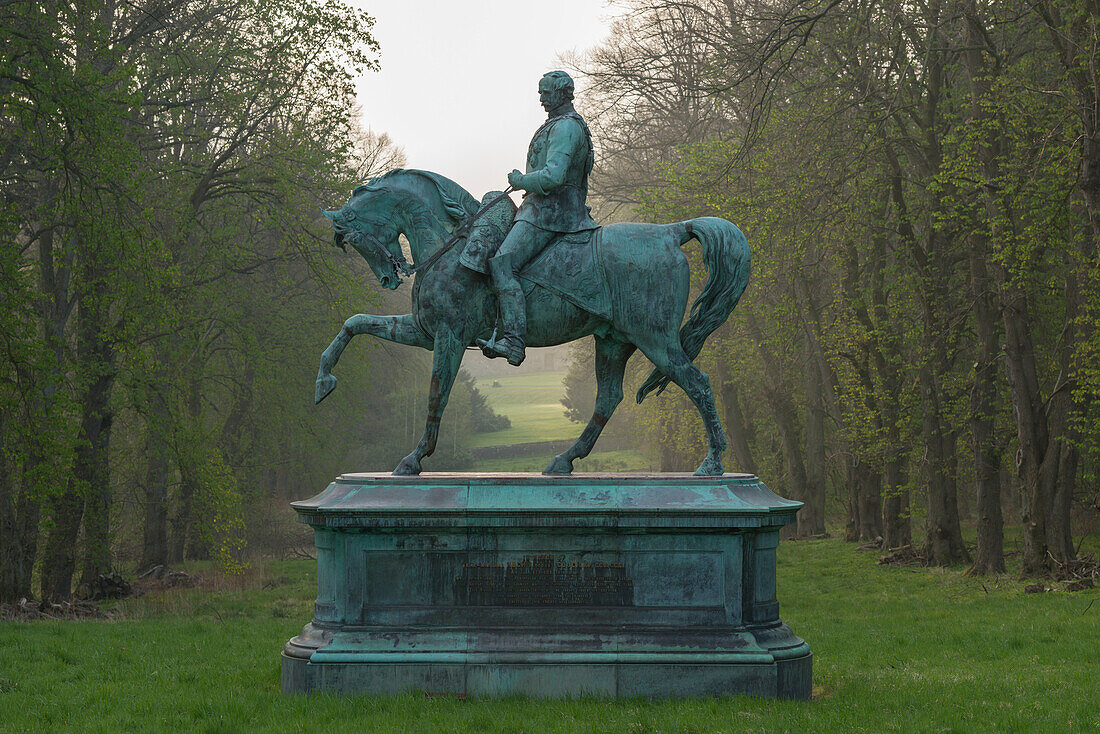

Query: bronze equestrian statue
[[316, 71, 751, 477]]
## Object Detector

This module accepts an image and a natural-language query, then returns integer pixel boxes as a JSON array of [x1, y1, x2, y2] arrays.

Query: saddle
[[458, 191, 612, 320]]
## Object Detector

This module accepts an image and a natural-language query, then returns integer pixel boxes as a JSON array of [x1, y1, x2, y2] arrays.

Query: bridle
[[349, 186, 515, 280], [347, 229, 414, 277]]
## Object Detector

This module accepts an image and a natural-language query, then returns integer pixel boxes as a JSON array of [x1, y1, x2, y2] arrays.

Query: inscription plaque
[[455, 554, 634, 606]]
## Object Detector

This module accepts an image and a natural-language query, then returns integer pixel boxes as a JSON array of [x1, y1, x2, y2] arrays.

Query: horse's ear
[[321, 208, 340, 221]]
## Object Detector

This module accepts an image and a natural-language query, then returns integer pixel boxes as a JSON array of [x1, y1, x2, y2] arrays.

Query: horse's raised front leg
[[393, 329, 464, 476], [316, 314, 431, 404], [545, 337, 636, 475]]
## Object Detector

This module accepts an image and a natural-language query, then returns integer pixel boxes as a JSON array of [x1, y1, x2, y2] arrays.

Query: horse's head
[[323, 169, 480, 290], [321, 196, 407, 290]]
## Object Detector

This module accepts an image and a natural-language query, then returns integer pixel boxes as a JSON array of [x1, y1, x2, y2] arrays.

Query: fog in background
[[350, 0, 613, 199]]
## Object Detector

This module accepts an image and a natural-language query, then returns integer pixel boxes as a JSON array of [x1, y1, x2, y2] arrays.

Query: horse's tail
[[636, 217, 751, 403]]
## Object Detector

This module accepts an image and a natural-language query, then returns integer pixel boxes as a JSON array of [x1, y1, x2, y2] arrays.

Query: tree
[[0, 0, 380, 600], [570, 0, 1093, 572]]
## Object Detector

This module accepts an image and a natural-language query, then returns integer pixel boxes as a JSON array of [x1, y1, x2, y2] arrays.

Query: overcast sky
[[350, 1, 615, 200]]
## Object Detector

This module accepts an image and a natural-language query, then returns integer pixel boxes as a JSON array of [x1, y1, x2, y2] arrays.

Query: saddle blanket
[[457, 191, 612, 320], [520, 228, 612, 320]]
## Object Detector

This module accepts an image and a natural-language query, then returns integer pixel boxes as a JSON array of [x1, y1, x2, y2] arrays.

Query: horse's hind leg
[[635, 340, 727, 476], [544, 337, 635, 475], [316, 314, 431, 404]]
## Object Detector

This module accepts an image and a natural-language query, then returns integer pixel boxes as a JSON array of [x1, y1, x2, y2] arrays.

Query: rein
[[358, 186, 515, 279]]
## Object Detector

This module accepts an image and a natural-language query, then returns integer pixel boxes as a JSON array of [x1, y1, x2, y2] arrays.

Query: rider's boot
[[478, 255, 526, 366]]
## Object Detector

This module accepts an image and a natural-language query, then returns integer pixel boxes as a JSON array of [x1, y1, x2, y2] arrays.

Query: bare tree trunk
[[140, 347, 172, 571], [13, 485, 41, 599], [792, 272, 840, 537], [998, 272, 1078, 575], [962, 1, 1078, 577], [919, 360, 970, 565], [169, 475, 194, 563], [219, 364, 255, 471], [882, 452, 910, 549], [169, 459, 195, 562], [0, 419, 19, 601], [33, 220, 80, 601], [868, 214, 911, 550], [969, 239, 1004, 574], [719, 379, 758, 475], [961, 9, 1006, 575], [1050, 434, 1077, 567], [908, 206, 969, 566], [887, 159, 967, 564], [856, 464, 884, 542], [745, 311, 807, 508], [801, 335, 827, 536], [140, 420, 170, 571], [886, 0, 968, 566], [845, 458, 883, 544], [169, 376, 204, 563], [844, 455, 859, 542], [77, 296, 117, 591], [793, 268, 837, 538], [0, 422, 39, 602], [1046, 268, 1080, 568], [1002, 284, 1049, 575], [1042, 305, 1078, 571], [40, 487, 83, 601], [840, 241, 892, 544]]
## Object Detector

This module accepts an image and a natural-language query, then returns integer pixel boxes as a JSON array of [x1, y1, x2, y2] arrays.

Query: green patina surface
[[282, 473, 811, 699], [314, 72, 752, 478]]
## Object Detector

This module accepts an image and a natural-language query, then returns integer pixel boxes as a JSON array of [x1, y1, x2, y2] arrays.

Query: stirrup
[[477, 329, 526, 366]]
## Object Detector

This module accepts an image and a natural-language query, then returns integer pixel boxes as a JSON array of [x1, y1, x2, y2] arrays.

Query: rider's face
[[539, 82, 565, 113]]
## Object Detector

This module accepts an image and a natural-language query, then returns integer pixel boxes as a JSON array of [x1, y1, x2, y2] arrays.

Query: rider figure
[[478, 70, 598, 366]]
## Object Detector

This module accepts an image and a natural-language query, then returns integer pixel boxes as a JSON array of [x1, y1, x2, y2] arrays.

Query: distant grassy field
[[470, 370, 577, 447], [474, 449, 653, 473], [2, 539, 1096, 733], [467, 368, 651, 471]]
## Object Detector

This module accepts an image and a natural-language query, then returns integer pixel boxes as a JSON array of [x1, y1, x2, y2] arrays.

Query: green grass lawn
[[2, 539, 1096, 733], [470, 370, 576, 447]]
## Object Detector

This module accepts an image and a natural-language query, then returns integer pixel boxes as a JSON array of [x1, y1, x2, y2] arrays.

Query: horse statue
[[316, 168, 750, 476]]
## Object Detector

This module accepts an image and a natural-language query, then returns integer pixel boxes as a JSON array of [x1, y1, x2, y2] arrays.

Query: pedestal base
[[282, 473, 811, 699], [282, 651, 812, 698]]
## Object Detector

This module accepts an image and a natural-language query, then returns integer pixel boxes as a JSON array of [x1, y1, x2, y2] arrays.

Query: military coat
[[515, 112, 598, 233]]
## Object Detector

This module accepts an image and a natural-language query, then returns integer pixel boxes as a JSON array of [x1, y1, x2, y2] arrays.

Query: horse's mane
[[351, 169, 478, 226]]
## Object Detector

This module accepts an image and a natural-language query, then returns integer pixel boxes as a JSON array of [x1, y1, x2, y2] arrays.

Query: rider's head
[[539, 71, 574, 113]]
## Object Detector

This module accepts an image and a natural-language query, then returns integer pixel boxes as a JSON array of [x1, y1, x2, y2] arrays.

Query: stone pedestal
[[281, 473, 811, 699]]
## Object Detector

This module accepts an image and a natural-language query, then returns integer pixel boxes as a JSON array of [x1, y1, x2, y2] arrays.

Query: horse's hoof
[[393, 455, 422, 476], [543, 454, 574, 475], [693, 457, 724, 476], [315, 373, 337, 404]]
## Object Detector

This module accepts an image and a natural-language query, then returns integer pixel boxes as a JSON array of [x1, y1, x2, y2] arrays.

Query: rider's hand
[[507, 169, 525, 189]]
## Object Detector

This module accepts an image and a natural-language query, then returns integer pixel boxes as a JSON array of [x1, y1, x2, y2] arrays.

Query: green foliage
[[455, 372, 511, 434], [177, 438, 246, 574], [0, 0, 433, 594], [575, 0, 1099, 554]]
